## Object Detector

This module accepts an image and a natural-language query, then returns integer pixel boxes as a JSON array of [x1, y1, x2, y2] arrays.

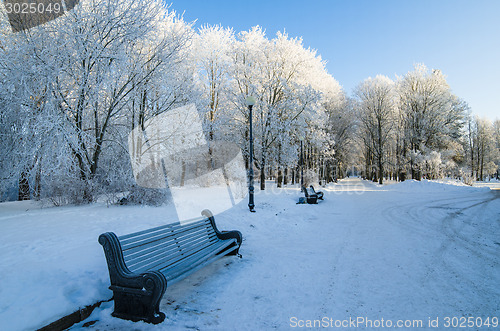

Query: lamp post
[[297, 134, 304, 188], [299, 136, 304, 188], [246, 96, 256, 212]]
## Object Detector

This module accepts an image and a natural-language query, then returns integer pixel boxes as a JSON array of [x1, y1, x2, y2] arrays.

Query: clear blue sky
[[169, 0, 499, 121]]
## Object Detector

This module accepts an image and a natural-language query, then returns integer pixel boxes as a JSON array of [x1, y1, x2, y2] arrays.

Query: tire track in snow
[[436, 192, 499, 259], [382, 190, 500, 316], [383, 194, 487, 240], [428, 192, 500, 315]]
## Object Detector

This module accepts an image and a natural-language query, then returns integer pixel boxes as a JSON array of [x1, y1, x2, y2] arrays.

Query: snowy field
[[0, 178, 499, 330]]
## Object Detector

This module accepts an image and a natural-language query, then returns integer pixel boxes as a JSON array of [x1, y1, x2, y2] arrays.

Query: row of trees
[[195, 25, 342, 191], [465, 116, 500, 182], [0, 0, 341, 202], [0, 0, 498, 203], [354, 65, 499, 184]]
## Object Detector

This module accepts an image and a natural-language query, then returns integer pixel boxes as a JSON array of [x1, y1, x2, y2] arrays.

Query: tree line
[[354, 67, 499, 184], [0, 0, 498, 203]]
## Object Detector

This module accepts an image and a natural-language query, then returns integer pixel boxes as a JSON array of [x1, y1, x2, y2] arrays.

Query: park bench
[[299, 186, 318, 204], [98, 210, 242, 324], [309, 185, 324, 200]]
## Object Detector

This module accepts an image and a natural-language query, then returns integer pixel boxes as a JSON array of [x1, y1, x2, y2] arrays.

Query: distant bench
[[98, 210, 242, 324], [309, 185, 324, 200], [299, 185, 324, 204]]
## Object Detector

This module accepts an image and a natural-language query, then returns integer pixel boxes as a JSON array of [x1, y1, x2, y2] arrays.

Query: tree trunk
[[469, 121, 474, 178], [480, 149, 484, 181], [277, 167, 283, 188], [260, 162, 266, 190], [18, 171, 30, 201], [180, 160, 186, 187], [378, 157, 383, 185], [372, 168, 378, 182], [365, 149, 371, 181], [34, 163, 41, 200], [476, 146, 481, 180], [378, 121, 383, 185]]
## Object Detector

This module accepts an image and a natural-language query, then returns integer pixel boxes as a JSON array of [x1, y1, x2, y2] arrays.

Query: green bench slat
[[120, 220, 210, 248], [161, 239, 237, 279], [128, 235, 226, 274], [118, 217, 206, 240], [165, 242, 238, 285], [125, 233, 219, 272], [122, 225, 215, 261]]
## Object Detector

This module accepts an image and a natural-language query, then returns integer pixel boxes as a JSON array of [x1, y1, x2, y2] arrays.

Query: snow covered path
[[76, 179, 500, 330], [1, 178, 499, 330]]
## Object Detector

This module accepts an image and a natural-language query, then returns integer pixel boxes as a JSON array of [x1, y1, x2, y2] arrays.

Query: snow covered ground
[[1, 178, 499, 330]]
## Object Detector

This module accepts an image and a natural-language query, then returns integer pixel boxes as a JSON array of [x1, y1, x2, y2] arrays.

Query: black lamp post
[[299, 135, 304, 188], [246, 96, 256, 212]]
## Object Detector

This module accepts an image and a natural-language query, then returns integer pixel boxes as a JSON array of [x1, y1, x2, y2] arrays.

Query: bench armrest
[[217, 229, 243, 245], [99, 232, 167, 288], [202, 209, 243, 253], [99, 232, 135, 286]]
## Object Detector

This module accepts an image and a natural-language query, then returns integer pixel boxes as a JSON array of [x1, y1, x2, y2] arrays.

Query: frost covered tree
[[464, 112, 478, 180], [462, 114, 498, 181], [494, 120, 500, 179], [0, 0, 194, 202], [323, 93, 356, 181], [194, 25, 234, 141], [4, 2, 488, 204], [355, 75, 395, 184], [397, 64, 465, 180], [0, 18, 68, 200], [472, 117, 497, 181], [227, 27, 339, 190], [54, 0, 193, 200]]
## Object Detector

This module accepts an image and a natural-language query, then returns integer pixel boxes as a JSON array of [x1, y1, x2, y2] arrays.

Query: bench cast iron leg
[[111, 271, 167, 324]]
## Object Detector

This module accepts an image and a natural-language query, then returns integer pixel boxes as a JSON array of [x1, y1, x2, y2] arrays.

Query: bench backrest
[[302, 186, 316, 197], [118, 218, 218, 274]]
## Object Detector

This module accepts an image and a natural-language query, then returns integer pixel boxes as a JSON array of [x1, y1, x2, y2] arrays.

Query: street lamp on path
[[299, 135, 304, 188], [246, 96, 257, 212]]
